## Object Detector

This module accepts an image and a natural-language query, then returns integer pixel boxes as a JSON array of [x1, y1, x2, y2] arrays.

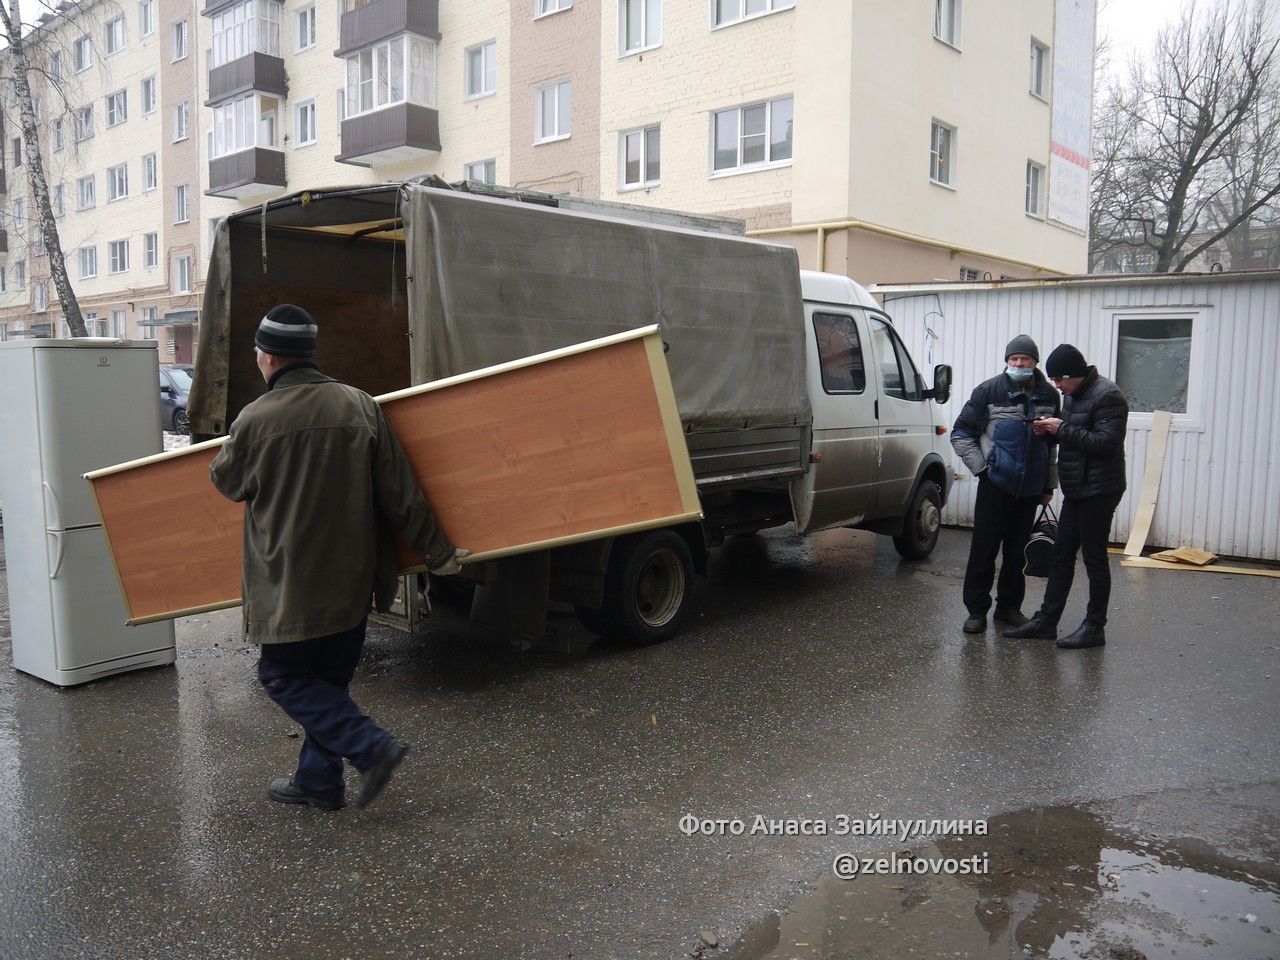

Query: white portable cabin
[[870, 270, 1280, 562]]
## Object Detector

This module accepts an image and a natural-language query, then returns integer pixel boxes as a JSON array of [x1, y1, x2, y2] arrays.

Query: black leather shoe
[[993, 607, 1029, 628], [1057, 622, 1105, 649], [357, 738, 409, 809], [1004, 616, 1057, 640], [962, 615, 987, 634], [268, 777, 344, 811]]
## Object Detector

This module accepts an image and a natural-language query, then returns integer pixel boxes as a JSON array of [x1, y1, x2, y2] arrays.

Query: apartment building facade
[[2, 0, 1094, 354]]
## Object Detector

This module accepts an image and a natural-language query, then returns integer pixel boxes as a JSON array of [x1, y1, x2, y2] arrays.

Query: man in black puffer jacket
[[1007, 344, 1129, 649]]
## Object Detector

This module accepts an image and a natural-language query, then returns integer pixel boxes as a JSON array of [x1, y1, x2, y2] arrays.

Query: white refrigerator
[[0, 339, 176, 686]]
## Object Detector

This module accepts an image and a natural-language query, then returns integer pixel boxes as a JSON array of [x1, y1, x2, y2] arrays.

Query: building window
[[535, 0, 571, 16], [11, 198, 24, 232], [77, 175, 96, 210], [74, 105, 94, 141], [173, 255, 193, 293], [173, 101, 189, 141], [109, 239, 130, 274], [712, 95, 792, 173], [32, 222, 44, 254], [0, 271, 6, 294], [294, 98, 316, 146], [1030, 39, 1048, 99], [464, 159, 496, 183], [14, 260, 26, 290], [344, 34, 439, 118], [173, 20, 188, 60], [74, 35, 93, 71], [142, 76, 157, 114], [212, 93, 281, 156], [175, 184, 189, 223], [211, 0, 283, 68], [535, 79, 571, 142], [1115, 316, 1194, 414], [53, 118, 65, 152], [109, 309, 126, 337], [11, 137, 21, 168], [929, 119, 954, 186], [32, 100, 41, 124], [620, 0, 660, 53], [142, 152, 158, 191], [105, 16, 126, 55], [144, 232, 159, 268], [713, 0, 792, 28], [106, 89, 128, 126], [50, 50, 63, 81], [620, 124, 660, 188], [464, 40, 496, 99], [1025, 160, 1044, 216], [208, 217, 222, 251], [934, 0, 961, 46], [140, 0, 156, 36], [53, 183, 65, 217], [296, 5, 315, 50], [107, 163, 129, 201], [141, 306, 159, 337], [79, 246, 97, 279]]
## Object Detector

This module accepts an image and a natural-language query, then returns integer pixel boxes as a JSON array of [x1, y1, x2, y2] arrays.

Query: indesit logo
[[97, 356, 110, 367]]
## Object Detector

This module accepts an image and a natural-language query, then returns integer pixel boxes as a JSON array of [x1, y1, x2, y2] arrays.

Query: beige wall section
[[160, 0, 202, 306], [510, 1, 601, 196], [596, 2, 794, 216]]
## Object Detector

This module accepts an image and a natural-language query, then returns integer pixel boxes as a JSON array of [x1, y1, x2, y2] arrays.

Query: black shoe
[[1057, 622, 1105, 649], [268, 777, 345, 811], [993, 607, 1029, 628], [962, 615, 987, 634], [357, 738, 409, 809], [1004, 615, 1057, 640]]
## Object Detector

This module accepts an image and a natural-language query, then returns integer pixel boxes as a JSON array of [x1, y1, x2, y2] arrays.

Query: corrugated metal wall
[[877, 274, 1280, 561]]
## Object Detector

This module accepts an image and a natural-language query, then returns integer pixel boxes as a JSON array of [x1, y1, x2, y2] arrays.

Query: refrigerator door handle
[[42, 481, 64, 532], [47, 529, 66, 579]]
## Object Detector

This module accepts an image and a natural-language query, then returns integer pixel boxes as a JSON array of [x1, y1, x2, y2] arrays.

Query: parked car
[[159, 366, 192, 434]]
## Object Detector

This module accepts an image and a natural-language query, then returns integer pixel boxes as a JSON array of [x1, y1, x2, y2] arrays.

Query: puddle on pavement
[[721, 805, 1279, 960]]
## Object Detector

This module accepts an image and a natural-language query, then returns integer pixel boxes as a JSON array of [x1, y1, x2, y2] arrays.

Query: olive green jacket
[[209, 365, 454, 644]]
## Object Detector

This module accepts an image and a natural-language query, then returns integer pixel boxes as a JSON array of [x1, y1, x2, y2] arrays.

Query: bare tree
[[1090, 0, 1280, 272], [0, 0, 87, 335]]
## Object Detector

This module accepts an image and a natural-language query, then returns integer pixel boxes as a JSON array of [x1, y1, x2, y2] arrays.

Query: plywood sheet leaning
[[1123, 410, 1173, 558], [86, 327, 701, 625]]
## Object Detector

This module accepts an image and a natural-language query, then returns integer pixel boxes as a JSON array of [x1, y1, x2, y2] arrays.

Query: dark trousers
[[963, 475, 1039, 617], [256, 618, 390, 800], [1038, 494, 1122, 628]]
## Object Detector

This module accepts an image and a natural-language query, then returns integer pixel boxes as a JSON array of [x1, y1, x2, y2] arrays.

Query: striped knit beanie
[[255, 304, 317, 358]]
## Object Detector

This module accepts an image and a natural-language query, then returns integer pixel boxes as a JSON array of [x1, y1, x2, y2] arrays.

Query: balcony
[[336, 103, 439, 167], [207, 147, 286, 199], [337, 0, 438, 56], [207, 52, 287, 106]]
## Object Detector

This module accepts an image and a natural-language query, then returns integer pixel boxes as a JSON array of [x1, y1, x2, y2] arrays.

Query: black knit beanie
[[255, 304, 317, 358], [1045, 343, 1088, 379], [1004, 334, 1039, 362]]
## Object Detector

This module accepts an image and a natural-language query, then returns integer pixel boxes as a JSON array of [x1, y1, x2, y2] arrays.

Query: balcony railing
[[336, 103, 439, 167], [207, 52, 287, 105], [207, 147, 286, 199], [337, 0, 438, 56]]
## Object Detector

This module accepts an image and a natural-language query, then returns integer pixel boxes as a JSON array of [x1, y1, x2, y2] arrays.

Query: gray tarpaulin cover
[[403, 186, 811, 434]]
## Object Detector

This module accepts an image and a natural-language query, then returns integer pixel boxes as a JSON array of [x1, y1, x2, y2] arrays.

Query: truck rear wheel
[[587, 530, 694, 644], [893, 479, 942, 560]]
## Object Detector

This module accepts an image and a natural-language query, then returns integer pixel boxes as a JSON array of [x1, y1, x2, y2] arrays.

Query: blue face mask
[[1006, 366, 1034, 382]]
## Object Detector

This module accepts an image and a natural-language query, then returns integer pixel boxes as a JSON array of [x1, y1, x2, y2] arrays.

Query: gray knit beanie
[[1004, 334, 1039, 362], [255, 304, 317, 358]]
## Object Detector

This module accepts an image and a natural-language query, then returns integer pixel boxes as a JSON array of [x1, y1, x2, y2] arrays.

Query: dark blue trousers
[[256, 618, 391, 801]]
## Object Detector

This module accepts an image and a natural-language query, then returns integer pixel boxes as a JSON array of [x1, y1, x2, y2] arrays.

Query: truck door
[[867, 315, 934, 515], [795, 307, 878, 532]]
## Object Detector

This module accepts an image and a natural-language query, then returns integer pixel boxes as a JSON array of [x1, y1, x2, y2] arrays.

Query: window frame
[[74, 105, 94, 142], [144, 232, 159, 268], [295, 4, 316, 51], [172, 19, 188, 61], [143, 152, 158, 190], [1025, 159, 1045, 217], [534, 78, 572, 143], [933, 0, 961, 48], [619, 123, 660, 189], [173, 101, 189, 141], [811, 310, 868, 396], [78, 245, 98, 280], [463, 159, 497, 184], [1106, 306, 1207, 431], [294, 97, 317, 146], [139, 0, 156, 37], [534, 0, 572, 19], [106, 88, 128, 127], [463, 39, 497, 100], [710, 94, 793, 176], [711, 0, 794, 30], [174, 255, 193, 293], [77, 174, 96, 210], [105, 15, 126, 55], [174, 183, 190, 224], [343, 34, 438, 120], [74, 35, 93, 72], [929, 118, 955, 188], [142, 75, 157, 114], [107, 162, 129, 202], [619, 0, 661, 56], [1030, 38, 1049, 100], [109, 238, 130, 274], [870, 314, 924, 403]]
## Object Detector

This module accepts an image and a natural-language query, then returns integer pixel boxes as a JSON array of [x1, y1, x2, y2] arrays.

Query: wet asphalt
[[0, 523, 1277, 959]]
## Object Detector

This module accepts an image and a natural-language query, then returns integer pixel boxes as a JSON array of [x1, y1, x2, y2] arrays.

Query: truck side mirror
[[927, 364, 952, 404]]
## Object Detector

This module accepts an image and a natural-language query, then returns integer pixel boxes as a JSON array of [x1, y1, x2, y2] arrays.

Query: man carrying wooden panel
[[209, 304, 469, 811]]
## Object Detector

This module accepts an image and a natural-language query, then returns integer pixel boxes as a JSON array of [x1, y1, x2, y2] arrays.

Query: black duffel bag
[[1023, 504, 1058, 578]]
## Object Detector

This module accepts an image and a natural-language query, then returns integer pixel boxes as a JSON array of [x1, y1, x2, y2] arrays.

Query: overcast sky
[[1097, 0, 1279, 75]]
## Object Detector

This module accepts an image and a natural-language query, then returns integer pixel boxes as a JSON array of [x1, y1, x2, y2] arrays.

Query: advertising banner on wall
[[1048, 0, 1096, 232]]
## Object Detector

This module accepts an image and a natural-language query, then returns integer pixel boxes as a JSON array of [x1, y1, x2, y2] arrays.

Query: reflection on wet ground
[[724, 798, 1280, 960]]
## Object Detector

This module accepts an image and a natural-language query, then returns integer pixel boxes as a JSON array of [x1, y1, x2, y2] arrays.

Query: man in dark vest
[[1007, 344, 1129, 649]]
